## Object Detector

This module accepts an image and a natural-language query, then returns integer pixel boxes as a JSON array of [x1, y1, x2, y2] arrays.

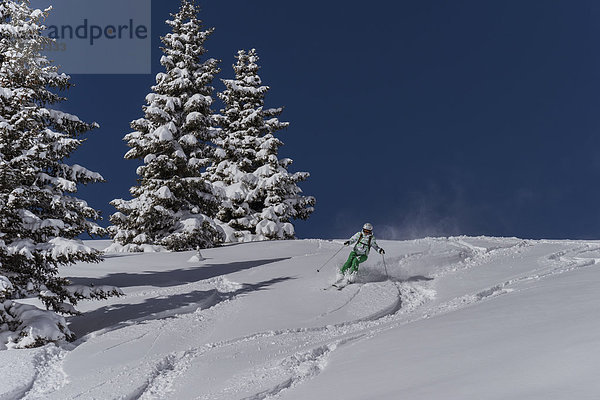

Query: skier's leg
[[350, 255, 368, 273], [341, 251, 357, 274]]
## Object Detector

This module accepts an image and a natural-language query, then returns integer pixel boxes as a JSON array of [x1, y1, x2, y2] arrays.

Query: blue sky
[[62, 1, 600, 240]]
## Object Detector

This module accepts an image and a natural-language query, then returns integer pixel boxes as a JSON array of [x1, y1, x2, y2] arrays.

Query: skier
[[340, 223, 385, 278]]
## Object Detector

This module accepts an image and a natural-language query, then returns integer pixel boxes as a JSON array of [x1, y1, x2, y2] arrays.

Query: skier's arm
[[371, 237, 385, 254], [344, 232, 360, 246]]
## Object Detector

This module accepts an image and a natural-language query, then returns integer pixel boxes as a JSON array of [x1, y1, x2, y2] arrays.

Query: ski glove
[[344, 241, 350, 246], [379, 248, 385, 254]]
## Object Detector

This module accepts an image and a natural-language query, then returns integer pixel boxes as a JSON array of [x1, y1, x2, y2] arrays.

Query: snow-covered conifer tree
[[110, 0, 224, 251], [0, 1, 120, 347], [207, 49, 315, 241]]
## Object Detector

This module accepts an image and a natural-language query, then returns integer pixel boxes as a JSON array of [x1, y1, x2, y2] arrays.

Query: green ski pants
[[341, 251, 368, 274]]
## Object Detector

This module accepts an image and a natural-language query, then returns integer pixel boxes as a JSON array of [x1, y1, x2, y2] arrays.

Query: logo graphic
[[31, 0, 151, 74]]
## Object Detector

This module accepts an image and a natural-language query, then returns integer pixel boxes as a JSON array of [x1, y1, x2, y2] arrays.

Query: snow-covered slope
[[1, 237, 600, 399]]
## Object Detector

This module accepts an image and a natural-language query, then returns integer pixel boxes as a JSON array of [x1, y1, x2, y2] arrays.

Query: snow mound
[[0, 301, 73, 350]]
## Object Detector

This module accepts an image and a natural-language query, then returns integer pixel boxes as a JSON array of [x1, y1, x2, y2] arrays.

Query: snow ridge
[[20, 346, 68, 400], [241, 342, 342, 400], [136, 351, 195, 400]]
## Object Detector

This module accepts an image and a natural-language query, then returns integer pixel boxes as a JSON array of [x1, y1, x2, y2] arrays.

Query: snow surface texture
[[1, 237, 600, 399]]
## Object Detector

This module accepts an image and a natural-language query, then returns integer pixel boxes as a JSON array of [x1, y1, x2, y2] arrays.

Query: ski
[[323, 273, 357, 290], [323, 281, 354, 290], [324, 279, 347, 290], [334, 282, 351, 290]]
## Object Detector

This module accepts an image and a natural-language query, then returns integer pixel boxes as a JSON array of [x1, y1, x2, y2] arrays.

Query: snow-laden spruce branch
[[0, 1, 121, 349]]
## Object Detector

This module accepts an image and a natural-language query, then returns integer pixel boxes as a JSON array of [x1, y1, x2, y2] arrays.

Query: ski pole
[[382, 253, 390, 280], [316, 245, 345, 272]]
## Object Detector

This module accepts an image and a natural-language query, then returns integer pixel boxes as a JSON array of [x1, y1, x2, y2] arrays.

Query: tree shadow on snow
[[68, 276, 294, 339], [68, 257, 290, 289]]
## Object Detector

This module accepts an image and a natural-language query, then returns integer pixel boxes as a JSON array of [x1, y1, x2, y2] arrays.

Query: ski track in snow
[[115, 279, 424, 399], [17, 239, 519, 399], [140, 238, 530, 399], [414, 241, 600, 322], [19, 346, 69, 400], [8, 237, 600, 400]]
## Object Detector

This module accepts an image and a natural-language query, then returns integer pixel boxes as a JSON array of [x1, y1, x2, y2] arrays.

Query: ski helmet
[[363, 223, 373, 233]]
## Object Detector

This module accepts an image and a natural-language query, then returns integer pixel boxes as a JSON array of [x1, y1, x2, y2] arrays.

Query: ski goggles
[[362, 229, 372, 234]]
